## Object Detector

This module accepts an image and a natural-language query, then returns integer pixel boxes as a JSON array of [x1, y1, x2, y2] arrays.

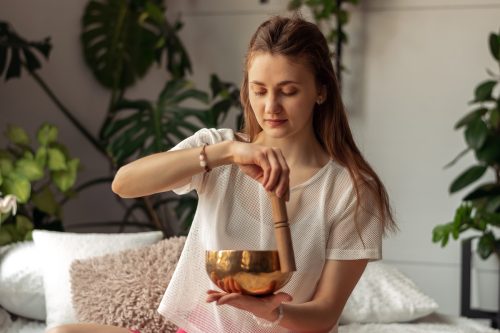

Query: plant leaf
[[0, 21, 51, 81], [32, 186, 59, 216], [102, 112, 144, 140], [477, 232, 496, 259], [475, 135, 500, 164], [47, 148, 67, 171], [35, 146, 48, 168], [489, 32, 500, 61], [463, 183, 500, 201], [449, 165, 487, 193], [481, 211, 500, 227], [21, 48, 41, 72], [472, 80, 496, 103], [6, 47, 21, 80], [157, 16, 192, 79], [0, 158, 14, 175], [5, 124, 30, 146], [24, 230, 33, 241], [465, 118, 488, 149], [432, 223, 452, 246], [159, 79, 192, 102], [36, 123, 58, 146], [0, 45, 7, 74], [52, 158, 79, 192], [81, 0, 160, 89], [474, 217, 488, 231], [454, 108, 488, 130], [490, 107, 500, 129], [453, 203, 473, 225], [0, 227, 13, 246], [444, 147, 471, 169], [114, 130, 150, 166], [30, 37, 52, 58], [485, 196, 500, 213], [2, 172, 31, 203], [15, 158, 44, 181], [15, 215, 33, 235]]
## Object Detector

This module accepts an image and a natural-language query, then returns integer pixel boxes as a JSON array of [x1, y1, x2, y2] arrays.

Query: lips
[[265, 119, 287, 127]]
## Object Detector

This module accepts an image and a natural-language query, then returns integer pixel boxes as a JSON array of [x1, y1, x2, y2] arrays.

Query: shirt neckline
[[290, 160, 334, 191]]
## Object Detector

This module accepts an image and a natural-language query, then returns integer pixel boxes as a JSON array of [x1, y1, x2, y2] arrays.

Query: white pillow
[[0, 241, 45, 320], [339, 262, 439, 324], [32, 230, 163, 330]]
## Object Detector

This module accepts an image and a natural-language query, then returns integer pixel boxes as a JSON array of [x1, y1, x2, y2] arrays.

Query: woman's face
[[247, 52, 324, 141]]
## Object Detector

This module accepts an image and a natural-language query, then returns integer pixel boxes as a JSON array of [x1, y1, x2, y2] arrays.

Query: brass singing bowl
[[205, 250, 293, 296]]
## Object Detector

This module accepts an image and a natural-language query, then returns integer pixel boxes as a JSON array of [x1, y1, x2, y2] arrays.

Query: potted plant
[[432, 29, 500, 260], [0, 123, 81, 246], [0, 1, 241, 236]]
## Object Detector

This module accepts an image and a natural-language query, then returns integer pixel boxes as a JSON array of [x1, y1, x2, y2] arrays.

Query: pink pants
[[129, 328, 187, 333]]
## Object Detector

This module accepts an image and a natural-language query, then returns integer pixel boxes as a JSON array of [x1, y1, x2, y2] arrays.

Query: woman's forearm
[[277, 301, 339, 333], [111, 140, 234, 198]]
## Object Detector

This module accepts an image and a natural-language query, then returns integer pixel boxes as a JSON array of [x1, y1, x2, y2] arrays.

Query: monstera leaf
[[103, 75, 240, 166], [103, 78, 207, 165], [81, 0, 159, 89], [81, 0, 192, 90], [102, 74, 240, 231], [0, 21, 52, 81], [156, 17, 192, 79]]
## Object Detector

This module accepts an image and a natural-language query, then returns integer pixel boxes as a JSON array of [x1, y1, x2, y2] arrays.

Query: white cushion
[[340, 262, 439, 324], [32, 230, 163, 330], [0, 241, 45, 320]]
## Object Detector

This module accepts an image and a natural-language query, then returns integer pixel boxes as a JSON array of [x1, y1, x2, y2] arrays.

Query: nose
[[264, 94, 282, 114]]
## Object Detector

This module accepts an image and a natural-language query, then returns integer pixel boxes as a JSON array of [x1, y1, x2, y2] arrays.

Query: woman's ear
[[317, 85, 327, 104]]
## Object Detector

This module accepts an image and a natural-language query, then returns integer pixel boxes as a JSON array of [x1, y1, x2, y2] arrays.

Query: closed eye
[[282, 90, 298, 96], [251, 88, 298, 97], [253, 90, 266, 96]]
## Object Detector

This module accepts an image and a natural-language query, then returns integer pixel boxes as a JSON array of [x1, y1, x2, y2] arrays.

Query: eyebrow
[[249, 80, 299, 86]]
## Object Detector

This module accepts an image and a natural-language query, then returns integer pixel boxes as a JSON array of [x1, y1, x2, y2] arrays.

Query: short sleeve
[[168, 128, 235, 195], [326, 181, 383, 261]]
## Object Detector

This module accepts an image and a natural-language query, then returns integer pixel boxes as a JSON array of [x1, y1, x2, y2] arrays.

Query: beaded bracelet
[[251, 303, 284, 328], [199, 143, 211, 173]]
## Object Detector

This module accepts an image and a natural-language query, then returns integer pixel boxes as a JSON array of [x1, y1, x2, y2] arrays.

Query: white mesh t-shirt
[[157, 128, 383, 333]]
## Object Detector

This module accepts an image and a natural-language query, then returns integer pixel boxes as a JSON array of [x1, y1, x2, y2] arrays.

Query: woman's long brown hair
[[240, 15, 397, 237]]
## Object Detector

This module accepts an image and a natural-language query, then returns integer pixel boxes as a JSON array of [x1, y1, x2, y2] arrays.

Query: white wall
[[1, 0, 500, 317], [349, 0, 500, 316]]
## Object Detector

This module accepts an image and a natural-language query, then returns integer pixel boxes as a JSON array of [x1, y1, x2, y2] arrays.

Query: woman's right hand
[[230, 141, 290, 201]]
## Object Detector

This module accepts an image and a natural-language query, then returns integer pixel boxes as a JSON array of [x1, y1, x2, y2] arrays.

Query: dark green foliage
[[433, 30, 500, 259]]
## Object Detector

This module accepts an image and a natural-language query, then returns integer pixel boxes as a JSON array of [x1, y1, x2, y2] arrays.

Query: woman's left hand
[[206, 290, 292, 321]]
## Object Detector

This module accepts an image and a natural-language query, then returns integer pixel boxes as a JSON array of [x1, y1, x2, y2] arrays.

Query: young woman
[[49, 15, 396, 333]]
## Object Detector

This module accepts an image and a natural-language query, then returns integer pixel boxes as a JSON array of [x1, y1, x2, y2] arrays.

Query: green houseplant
[[0, 0, 241, 236], [81, 0, 241, 234], [0, 123, 81, 245], [432, 29, 500, 259]]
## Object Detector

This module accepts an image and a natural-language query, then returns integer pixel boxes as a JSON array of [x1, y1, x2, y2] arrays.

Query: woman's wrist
[[226, 140, 236, 164], [252, 303, 284, 328], [205, 141, 234, 168]]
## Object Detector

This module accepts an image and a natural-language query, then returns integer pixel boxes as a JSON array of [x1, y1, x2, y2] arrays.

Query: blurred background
[[1, 0, 500, 320]]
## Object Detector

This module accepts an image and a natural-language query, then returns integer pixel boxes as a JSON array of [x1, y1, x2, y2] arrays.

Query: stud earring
[[316, 98, 323, 105]]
